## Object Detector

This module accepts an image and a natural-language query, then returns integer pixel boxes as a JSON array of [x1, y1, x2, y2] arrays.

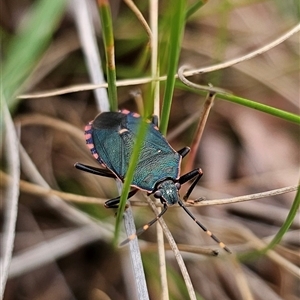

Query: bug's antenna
[[178, 200, 231, 253], [120, 204, 168, 246]]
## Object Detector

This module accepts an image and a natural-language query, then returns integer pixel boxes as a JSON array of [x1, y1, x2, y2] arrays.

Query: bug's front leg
[[178, 168, 203, 202]]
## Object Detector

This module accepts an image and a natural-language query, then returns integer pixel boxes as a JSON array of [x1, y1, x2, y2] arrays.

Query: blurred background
[[1, 0, 299, 299]]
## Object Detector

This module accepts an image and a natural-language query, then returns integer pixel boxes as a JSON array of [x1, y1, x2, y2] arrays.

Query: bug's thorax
[[154, 179, 181, 206]]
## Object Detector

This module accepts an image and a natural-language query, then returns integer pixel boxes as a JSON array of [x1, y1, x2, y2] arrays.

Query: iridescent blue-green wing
[[124, 112, 181, 191], [89, 111, 181, 191], [89, 112, 130, 180]]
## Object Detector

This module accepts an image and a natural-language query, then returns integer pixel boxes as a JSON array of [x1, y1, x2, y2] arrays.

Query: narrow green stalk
[[220, 93, 300, 124], [113, 116, 150, 245], [177, 82, 300, 124], [98, 0, 118, 111], [185, 0, 206, 19], [160, 0, 186, 134], [262, 185, 300, 253], [238, 184, 300, 262]]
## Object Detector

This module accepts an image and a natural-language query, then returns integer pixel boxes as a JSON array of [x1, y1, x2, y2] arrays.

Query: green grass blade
[[177, 82, 300, 124], [160, 0, 187, 135], [185, 0, 206, 19], [2, 0, 67, 110], [262, 185, 300, 253], [239, 184, 300, 262], [98, 0, 118, 111], [113, 115, 150, 245], [220, 93, 300, 124]]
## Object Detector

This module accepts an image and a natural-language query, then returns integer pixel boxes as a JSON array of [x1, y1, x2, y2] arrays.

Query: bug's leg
[[178, 168, 203, 200], [104, 189, 138, 208], [75, 162, 116, 178], [177, 147, 190, 158], [178, 199, 231, 253], [119, 204, 168, 246]]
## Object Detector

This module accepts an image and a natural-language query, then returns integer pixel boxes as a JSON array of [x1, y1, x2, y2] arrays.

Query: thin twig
[[156, 211, 169, 300], [150, 0, 160, 117], [182, 23, 300, 77], [142, 195, 197, 300], [123, 207, 150, 300], [134, 185, 298, 207], [5, 172, 297, 208], [0, 171, 107, 204], [149, 1, 169, 298], [18, 23, 300, 99], [231, 258, 255, 300], [123, 0, 153, 41], [71, 0, 109, 112], [183, 88, 216, 173], [140, 243, 219, 256], [178, 66, 231, 95], [192, 185, 299, 206], [1, 104, 20, 299]]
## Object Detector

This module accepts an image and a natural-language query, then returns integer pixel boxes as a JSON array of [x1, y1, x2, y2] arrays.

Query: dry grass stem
[[142, 195, 198, 300], [1, 105, 20, 299]]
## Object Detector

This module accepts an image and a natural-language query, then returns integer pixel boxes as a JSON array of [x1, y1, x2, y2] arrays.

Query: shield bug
[[75, 109, 231, 253]]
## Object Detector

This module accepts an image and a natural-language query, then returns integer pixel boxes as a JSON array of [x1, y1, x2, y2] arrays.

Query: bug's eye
[[154, 190, 162, 198], [175, 182, 181, 190]]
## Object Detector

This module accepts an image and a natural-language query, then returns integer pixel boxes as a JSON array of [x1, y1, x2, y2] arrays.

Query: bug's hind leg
[[105, 189, 138, 208]]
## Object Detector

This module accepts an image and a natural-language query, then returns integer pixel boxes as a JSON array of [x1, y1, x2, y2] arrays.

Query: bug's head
[[153, 179, 181, 206]]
